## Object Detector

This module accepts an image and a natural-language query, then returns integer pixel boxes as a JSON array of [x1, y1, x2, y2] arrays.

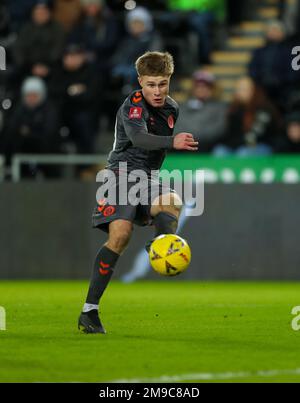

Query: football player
[[78, 51, 198, 333]]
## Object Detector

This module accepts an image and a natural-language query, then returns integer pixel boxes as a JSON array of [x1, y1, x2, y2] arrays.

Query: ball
[[149, 234, 191, 276]]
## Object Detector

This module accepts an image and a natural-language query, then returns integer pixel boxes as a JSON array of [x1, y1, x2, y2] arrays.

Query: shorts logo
[[168, 115, 174, 129], [97, 199, 116, 217], [97, 198, 107, 213], [129, 107, 142, 119], [103, 206, 116, 217]]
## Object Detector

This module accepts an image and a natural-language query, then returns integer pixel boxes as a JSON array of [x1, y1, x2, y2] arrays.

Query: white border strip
[[109, 368, 300, 383]]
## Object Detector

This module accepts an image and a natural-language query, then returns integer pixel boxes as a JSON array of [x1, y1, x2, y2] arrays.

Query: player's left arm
[[123, 103, 198, 151], [122, 104, 174, 150]]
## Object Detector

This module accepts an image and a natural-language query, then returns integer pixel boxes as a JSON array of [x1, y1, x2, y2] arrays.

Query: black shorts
[[92, 170, 174, 232]]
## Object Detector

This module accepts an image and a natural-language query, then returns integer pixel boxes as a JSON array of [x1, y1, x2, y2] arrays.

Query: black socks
[[145, 212, 178, 252], [153, 211, 178, 237], [84, 246, 120, 307]]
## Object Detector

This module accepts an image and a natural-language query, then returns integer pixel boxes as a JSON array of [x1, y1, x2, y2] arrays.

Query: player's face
[[139, 76, 170, 108]]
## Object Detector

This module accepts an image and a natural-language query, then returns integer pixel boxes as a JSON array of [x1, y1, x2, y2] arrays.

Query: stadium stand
[[0, 0, 299, 181]]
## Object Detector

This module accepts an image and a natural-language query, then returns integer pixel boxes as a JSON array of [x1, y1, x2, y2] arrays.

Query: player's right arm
[[122, 104, 198, 151]]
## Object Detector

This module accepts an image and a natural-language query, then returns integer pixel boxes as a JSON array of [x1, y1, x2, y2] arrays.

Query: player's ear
[[138, 76, 143, 88]]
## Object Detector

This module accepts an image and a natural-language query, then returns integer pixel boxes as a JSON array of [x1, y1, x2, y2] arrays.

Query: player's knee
[[151, 193, 182, 218]]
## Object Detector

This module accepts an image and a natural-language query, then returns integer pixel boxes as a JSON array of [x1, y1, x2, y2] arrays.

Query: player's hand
[[173, 132, 198, 151]]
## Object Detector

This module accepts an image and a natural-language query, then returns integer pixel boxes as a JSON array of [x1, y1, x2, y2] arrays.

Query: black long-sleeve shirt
[[107, 90, 179, 174]]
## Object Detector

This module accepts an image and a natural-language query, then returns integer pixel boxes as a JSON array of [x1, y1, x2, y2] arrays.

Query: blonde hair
[[135, 51, 174, 77]]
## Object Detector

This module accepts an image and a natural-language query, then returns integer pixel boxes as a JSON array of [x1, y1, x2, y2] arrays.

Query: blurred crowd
[[0, 0, 299, 179], [179, 16, 300, 156]]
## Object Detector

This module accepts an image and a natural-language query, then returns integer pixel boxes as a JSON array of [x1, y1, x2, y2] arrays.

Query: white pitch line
[[109, 368, 300, 383]]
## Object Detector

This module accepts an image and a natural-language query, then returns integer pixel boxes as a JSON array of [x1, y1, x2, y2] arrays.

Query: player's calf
[[80, 220, 133, 333], [105, 220, 133, 255]]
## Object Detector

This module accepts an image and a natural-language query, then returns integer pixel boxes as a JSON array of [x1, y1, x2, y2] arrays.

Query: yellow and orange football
[[149, 234, 191, 276]]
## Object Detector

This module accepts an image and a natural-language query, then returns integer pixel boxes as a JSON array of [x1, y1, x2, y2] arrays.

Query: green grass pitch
[[1, 280, 300, 383]]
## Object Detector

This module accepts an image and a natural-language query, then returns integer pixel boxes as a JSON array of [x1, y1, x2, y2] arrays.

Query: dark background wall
[[0, 183, 299, 280]]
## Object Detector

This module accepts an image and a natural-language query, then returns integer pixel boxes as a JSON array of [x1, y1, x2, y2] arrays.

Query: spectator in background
[[111, 6, 162, 92], [3, 77, 61, 177], [53, 0, 82, 32], [248, 20, 293, 111], [49, 43, 100, 154], [213, 77, 282, 157], [166, 0, 226, 64], [174, 70, 227, 152], [68, 0, 121, 69], [13, 0, 65, 85], [277, 111, 300, 153]]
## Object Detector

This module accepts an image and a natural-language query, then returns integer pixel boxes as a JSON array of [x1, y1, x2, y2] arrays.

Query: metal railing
[[0, 154, 5, 182], [11, 154, 108, 182]]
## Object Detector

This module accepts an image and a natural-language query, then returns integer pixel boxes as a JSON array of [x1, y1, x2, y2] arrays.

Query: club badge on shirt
[[129, 107, 143, 119]]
